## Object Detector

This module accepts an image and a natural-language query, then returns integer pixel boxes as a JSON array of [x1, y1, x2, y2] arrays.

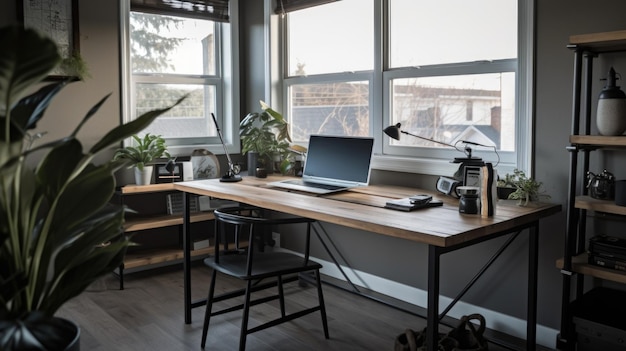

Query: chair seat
[[204, 251, 323, 280]]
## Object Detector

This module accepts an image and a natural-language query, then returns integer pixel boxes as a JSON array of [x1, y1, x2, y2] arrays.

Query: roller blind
[[131, 0, 229, 22], [274, 0, 339, 14]]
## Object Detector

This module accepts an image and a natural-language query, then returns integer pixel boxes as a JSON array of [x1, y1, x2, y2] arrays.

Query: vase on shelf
[[134, 165, 153, 185], [597, 67, 626, 136]]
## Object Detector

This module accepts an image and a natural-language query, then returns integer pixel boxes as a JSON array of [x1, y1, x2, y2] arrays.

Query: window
[[276, 0, 531, 175], [121, 0, 239, 156]]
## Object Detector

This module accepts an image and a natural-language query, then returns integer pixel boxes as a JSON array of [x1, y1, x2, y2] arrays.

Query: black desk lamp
[[211, 113, 242, 182], [383, 123, 483, 164]]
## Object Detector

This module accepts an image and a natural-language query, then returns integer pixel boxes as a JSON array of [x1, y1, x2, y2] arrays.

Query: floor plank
[[56, 264, 548, 350]]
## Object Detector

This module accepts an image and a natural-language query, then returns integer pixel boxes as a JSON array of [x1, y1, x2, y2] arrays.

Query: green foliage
[[496, 172, 518, 188], [240, 100, 292, 167], [501, 169, 550, 206], [130, 12, 184, 73], [0, 24, 185, 333], [113, 133, 170, 171]]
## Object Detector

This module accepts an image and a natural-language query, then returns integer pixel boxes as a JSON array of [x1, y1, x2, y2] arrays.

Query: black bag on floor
[[394, 314, 488, 351]]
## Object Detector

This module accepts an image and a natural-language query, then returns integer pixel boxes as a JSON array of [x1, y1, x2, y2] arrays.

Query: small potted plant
[[496, 172, 518, 200], [501, 169, 550, 206], [240, 100, 291, 176], [113, 133, 171, 185]]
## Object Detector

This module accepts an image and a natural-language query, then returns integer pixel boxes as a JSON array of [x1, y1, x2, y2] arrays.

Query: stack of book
[[588, 235, 626, 271]]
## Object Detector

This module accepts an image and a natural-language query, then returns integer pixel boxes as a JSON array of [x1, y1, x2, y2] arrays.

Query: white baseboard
[[284, 248, 558, 349]]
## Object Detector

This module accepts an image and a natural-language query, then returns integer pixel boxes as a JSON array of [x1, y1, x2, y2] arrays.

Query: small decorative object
[[113, 133, 171, 185], [587, 169, 615, 200], [155, 161, 185, 183], [596, 67, 626, 136], [191, 149, 220, 179]]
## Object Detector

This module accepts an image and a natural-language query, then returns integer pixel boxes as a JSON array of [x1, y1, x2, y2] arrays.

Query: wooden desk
[[174, 176, 560, 351]]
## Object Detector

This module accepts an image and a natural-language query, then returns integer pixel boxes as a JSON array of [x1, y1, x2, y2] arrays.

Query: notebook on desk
[[268, 135, 375, 194]]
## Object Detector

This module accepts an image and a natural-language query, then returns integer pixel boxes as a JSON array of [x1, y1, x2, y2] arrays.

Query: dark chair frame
[[200, 206, 329, 350]]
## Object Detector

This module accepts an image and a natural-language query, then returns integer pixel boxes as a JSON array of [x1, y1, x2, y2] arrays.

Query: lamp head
[[383, 123, 402, 140]]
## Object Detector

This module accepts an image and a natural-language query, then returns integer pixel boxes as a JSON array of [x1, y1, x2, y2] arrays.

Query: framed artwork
[[191, 149, 221, 180], [17, 0, 80, 80]]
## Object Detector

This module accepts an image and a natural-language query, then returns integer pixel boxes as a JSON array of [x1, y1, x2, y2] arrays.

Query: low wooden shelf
[[574, 195, 626, 216], [557, 253, 626, 285], [124, 246, 215, 270], [570, 135, 626, 147], [116, 183, 216, 289], [124, 212, 215, 232]]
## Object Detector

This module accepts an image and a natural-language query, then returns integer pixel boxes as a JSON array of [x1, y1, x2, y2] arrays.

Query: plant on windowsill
[[496, 172, 518, 200], [240, 100, 292, 176], [113, 133, 171, 185], [498, 169, 550, 206], [0, 25, 185, 350]]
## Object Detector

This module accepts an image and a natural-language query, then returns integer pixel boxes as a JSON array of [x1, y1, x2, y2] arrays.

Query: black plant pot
[[0, 313, 80, 351], [497, 186, 516, 200]]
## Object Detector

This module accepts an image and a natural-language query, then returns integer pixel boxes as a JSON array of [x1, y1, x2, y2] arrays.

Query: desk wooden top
[[174, 176, 561, 248]]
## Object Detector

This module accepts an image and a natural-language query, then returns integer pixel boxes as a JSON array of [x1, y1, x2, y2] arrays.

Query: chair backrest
[[212, 206, 316, 273]]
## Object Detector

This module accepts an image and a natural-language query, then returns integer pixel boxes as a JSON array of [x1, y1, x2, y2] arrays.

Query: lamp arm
[[401, 130, 456, 148], [211, 113, 241, 182], [211, 113, 236, 173]]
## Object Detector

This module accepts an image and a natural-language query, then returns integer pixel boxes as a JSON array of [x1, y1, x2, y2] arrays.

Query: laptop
[[268, 135, 375, 194]]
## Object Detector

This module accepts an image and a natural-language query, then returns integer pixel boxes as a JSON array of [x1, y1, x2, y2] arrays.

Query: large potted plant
[[113, 133, 171, 185], [240, 100, 292, 176], [0, 26, 184, 350]]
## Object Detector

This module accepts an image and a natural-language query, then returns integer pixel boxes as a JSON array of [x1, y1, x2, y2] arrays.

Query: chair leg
[[201, 269, 218, 348], [239, 279, 253, 351], [278, 275, 286, 317], [315, 269, 330, 339]]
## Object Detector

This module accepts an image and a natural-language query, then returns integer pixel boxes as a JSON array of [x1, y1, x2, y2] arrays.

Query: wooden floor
[[57, 264, 546, 351]]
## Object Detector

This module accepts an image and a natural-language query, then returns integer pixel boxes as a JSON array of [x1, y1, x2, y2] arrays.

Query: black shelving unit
[[557, 29, 626, 350]]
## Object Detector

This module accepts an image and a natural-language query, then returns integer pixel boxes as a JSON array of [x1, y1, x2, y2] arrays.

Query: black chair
[[201, 206, 329, 350]]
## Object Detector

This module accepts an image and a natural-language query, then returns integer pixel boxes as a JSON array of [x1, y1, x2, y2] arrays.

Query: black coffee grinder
[[457, 186, 480, 214]]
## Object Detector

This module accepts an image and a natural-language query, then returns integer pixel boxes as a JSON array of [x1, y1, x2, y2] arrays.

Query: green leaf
[[0, 26, 61, 113]]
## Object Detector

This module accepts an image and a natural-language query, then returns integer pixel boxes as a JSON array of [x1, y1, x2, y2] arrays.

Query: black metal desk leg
[[427, 245, 441, 351], [527, 223, 539, 350], [183, 191, 192, 324]]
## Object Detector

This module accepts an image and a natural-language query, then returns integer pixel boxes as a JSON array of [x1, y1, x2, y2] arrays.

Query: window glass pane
[[389, 0, 517, 67], [289, 81, 370, 141], [390, 73, 515, 151], [287, 0, 373, 76], [130, 12, 215, 75], [135, 83, 216, 138]]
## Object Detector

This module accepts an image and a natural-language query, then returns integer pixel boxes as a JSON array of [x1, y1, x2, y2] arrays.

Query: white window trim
[[119, 0, 241, 158], [266, 0, 533, 178]]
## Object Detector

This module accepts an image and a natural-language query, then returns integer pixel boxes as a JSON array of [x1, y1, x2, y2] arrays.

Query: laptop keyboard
[[285, 179, 345, 190]]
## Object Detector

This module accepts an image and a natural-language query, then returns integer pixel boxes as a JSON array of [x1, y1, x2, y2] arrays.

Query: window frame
[[120, 0, 240, 157], [269, 0, 533, 177]]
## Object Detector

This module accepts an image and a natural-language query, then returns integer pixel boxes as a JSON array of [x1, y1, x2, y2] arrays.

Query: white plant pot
[[134, 165, 153, 185]]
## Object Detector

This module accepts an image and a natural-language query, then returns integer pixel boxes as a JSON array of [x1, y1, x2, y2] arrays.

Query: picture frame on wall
[[17, 0, 80, 80]]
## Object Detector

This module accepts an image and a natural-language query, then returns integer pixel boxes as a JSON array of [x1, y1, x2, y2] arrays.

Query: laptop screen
[[303, 135, 374, 185]]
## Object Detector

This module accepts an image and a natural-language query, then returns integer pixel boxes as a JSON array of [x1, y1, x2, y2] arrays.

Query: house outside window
[[121, 0, 239, 156], [275, 0, 530, 175]]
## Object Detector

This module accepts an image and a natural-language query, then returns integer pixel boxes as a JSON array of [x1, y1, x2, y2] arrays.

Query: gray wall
[[4, 0, 626, 344]]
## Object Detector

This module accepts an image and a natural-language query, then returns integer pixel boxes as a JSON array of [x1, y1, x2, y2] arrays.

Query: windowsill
[[371, 154, 517, 178], [371, 155, 461, 177]]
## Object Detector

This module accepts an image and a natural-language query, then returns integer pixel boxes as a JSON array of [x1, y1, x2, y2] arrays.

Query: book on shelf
[[588, 253, 626, 272]]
